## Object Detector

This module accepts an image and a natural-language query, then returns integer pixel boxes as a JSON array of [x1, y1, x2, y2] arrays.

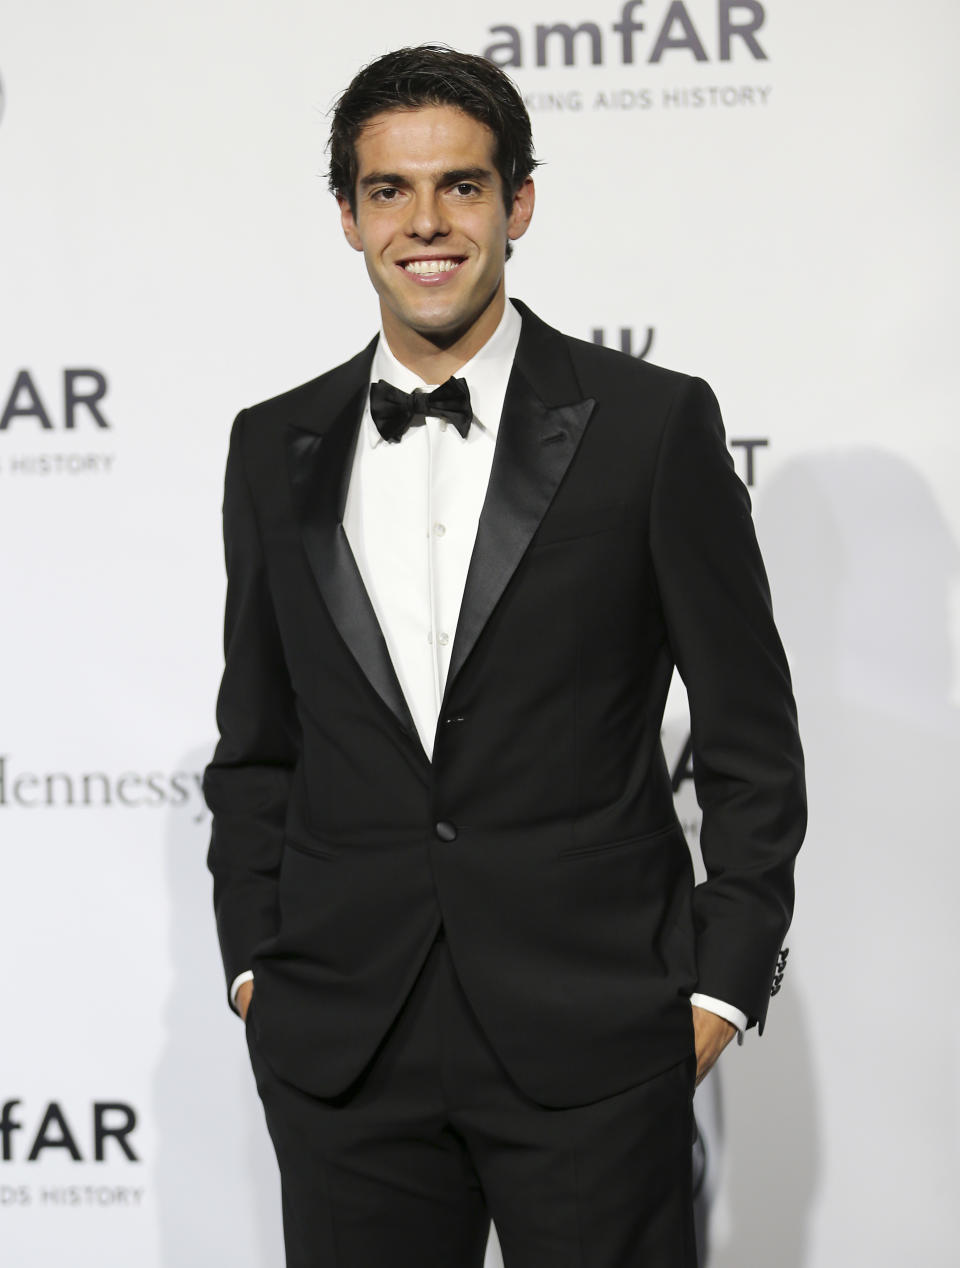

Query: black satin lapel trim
[[286, 396, 420, 744], [446, 371, 596, 689]]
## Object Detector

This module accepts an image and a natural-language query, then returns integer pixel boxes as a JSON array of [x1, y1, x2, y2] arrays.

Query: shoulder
[[240, 337, 377, 435], [558, 335, 724, 452], [512, 299, 703, 416], [564, 331, 700, 409]]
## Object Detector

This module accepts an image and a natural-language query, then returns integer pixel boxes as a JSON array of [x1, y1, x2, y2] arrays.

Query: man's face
[[338, 105, 534, 359]]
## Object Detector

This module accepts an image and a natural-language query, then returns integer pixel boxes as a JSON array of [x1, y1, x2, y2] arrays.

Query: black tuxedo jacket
[[204, 300, 805, 1108]]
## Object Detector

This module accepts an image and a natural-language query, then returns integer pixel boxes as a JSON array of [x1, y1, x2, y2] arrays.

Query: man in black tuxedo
[[205, 45, 805, 1268]]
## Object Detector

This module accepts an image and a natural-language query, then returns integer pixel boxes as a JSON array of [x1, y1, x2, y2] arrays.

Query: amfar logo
[[1, 369, 110, 430], [0, 1100, 143, 1209], [0, 369, 116, 476], [484, 0, 768, 68], [0, 1100, 138, 1163]]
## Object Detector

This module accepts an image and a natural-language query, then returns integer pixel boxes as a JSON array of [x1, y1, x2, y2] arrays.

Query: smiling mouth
[[401, 257, 465, 275]]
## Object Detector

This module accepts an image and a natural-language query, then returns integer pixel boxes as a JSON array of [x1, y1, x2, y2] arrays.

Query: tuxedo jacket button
[[435, 821, 458, 842]]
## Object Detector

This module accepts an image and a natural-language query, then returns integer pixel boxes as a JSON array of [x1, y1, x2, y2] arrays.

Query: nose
[[406, 188, 448, 241]]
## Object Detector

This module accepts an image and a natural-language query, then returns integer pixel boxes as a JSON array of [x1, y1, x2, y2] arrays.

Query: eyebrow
[[358, 167, 495, 191]]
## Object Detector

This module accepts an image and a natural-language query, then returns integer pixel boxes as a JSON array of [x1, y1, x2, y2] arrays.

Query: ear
[[507, 177, 535, 244], [337, 195, 364, 252]]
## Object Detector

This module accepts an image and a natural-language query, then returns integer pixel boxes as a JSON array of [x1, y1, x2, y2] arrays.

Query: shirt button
[[433, 523, 446, 537], [435, 821, 457, 842], [438, 632, 450, 647]]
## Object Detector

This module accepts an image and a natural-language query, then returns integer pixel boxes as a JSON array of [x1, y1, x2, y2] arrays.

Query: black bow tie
[[369, 377, 473, 443]]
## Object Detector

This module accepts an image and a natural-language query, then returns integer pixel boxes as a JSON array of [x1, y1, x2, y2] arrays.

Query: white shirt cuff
[[690, 992, 748, 1033], [229, 970, 254, 1013]]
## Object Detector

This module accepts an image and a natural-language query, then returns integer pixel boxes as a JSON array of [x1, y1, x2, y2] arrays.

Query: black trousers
[[246, 932, 698, 1268]]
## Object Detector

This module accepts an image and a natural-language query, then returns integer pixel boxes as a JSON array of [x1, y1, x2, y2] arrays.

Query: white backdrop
[[1, 2, 958, 1265]]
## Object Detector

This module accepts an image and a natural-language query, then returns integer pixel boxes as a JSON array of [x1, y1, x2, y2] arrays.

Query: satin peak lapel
[[286, 368, 420, 746], [446, 366, 596, 690]]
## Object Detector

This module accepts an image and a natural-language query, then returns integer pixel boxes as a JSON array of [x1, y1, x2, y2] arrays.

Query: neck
[[381, 288, 506, 383]]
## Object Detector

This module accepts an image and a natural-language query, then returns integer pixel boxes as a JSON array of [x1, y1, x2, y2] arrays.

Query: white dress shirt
[[342, 300, 521, 760], [232, 298, 747, 1034]]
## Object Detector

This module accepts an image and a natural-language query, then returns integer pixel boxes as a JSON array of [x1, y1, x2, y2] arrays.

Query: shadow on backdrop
[[153, 744, 283, 1268], [713, 448, 960, 1266]]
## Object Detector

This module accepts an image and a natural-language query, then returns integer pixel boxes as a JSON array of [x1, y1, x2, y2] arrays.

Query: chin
[[405, 307, 468, 338]]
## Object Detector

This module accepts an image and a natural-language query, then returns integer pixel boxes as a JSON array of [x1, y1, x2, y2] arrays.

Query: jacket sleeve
[[203, 410, 300, 1003], [649, 377, 806, 1029]]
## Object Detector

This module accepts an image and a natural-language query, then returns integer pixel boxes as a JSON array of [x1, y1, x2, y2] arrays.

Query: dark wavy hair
[[327, 45, 538, 216]]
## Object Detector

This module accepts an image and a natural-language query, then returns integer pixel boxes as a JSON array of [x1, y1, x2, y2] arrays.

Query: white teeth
[[403, 259, 460, 274]]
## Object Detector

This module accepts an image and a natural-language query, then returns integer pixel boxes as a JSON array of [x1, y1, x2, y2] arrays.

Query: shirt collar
[[364, 298, 522, 448]]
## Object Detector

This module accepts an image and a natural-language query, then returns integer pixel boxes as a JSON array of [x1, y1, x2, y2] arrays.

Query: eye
[[453, 182, 479, 197], [371, 187, 400, 202]]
